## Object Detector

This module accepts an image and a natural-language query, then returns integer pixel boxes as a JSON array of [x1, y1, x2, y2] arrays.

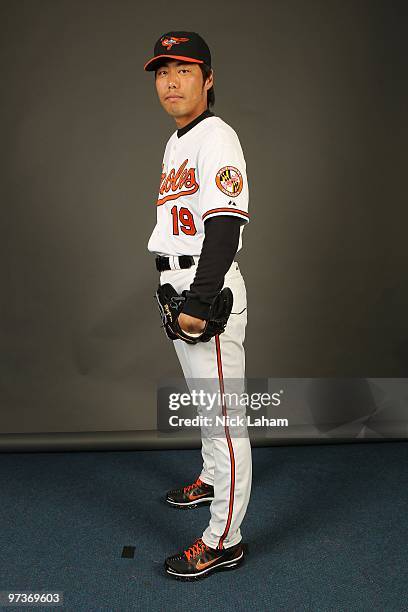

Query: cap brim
[[144, 54, 204, 71]]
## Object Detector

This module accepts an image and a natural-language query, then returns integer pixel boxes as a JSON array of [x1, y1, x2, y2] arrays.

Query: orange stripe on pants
[[215, 333, 236, 551]]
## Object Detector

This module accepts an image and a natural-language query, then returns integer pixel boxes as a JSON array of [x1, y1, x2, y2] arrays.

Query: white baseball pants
[[159, 259, 252, 550]]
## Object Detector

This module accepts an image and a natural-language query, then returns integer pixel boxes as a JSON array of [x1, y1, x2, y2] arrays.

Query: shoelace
[[183, 477, 202, 493], [184, 538, 208, 561]]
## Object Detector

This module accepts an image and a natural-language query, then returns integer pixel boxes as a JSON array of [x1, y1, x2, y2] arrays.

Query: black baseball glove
[[154, 283, 234, 344]]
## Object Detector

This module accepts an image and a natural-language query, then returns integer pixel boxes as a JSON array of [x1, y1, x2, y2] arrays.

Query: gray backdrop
[[1, 0, 407, 445]]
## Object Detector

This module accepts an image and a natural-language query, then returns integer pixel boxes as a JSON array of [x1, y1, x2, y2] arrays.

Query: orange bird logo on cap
[[161, 36, 189, 50]]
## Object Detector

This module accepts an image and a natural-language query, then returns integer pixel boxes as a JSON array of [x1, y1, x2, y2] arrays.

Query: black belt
[[155, 255, 195, 272]]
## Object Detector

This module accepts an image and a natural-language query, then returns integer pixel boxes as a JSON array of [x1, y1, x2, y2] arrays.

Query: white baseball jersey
[[147, 116, 250, 257]]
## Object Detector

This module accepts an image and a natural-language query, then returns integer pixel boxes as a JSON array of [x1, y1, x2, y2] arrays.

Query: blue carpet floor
[[0, 441, 407, 611]]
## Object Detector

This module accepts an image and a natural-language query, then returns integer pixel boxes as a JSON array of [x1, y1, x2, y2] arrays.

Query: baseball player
[[144, 31, 252, 581]]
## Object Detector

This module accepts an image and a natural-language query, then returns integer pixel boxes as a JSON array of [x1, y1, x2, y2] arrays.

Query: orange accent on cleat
[[184, 538, 209, 561], [183, 477, 202, 493]]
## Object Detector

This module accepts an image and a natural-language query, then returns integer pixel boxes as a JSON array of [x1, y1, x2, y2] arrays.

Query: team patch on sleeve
[[215, 166, 243, 197]]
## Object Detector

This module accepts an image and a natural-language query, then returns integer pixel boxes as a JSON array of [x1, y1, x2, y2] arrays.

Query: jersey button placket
[[170, 143, 177, 166]]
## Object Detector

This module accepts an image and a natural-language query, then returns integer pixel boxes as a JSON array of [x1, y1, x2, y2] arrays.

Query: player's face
[[155, 60, 213, 127]]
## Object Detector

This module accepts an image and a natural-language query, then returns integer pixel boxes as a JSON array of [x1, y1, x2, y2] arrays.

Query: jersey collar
[[177, 108, 215, 138]]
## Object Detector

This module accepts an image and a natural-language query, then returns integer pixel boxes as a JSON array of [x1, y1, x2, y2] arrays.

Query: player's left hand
[[178, 312, 206, 334], [155, 283, 233, 344]]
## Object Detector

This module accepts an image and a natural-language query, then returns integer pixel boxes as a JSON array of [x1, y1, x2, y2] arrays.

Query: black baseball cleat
[[164, 537, 244, 581], [166, 477, 214, 508]]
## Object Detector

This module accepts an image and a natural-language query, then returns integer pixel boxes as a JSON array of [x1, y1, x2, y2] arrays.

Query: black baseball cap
[[144, 31, 211, 72]]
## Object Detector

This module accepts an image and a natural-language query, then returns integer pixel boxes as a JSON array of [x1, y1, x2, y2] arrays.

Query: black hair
[[199, 63, 215, 109]]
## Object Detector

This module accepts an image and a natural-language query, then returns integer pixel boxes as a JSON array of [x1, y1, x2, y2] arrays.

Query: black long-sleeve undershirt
[[181, 215, 244, 320]]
